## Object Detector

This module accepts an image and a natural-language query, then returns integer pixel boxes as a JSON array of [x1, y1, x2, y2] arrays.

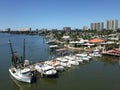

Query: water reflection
[[101, 55, 119, 65], [40, 78, 58, 86], [119, 57, 120, 67]]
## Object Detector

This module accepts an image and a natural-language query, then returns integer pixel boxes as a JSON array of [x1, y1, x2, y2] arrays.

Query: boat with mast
[[8, 39, 37, 83]]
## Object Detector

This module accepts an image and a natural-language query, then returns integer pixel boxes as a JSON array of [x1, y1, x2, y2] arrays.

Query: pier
[[102, 52, 120, 57]]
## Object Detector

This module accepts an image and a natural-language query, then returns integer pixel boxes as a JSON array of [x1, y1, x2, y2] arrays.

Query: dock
[[27, 61, 45, 72], [102, 52, 120, 57]]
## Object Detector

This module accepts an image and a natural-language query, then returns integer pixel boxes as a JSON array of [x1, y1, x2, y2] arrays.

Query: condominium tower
[[106, 20, 118, 31], [83, 26, 88, 30], [90, 22, 104, 31]]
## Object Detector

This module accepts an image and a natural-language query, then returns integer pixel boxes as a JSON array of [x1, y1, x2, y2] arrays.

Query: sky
[[0, 0, 120, 30]]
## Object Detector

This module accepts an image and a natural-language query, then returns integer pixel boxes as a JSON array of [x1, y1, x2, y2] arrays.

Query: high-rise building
[[63, 27, 71, 34], [91, 23, 96, 30], [63, 27, 71, 31], [106, 20, 118, 31], [97, 22, 104, 31], [5, 28, 11, 32], [83, 26, 88, 30], [90, 22, 104, 31]]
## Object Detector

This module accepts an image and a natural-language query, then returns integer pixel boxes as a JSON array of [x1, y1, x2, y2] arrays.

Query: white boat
[[49, 45, 58, 48], [74, 55, 83, 63], [35, 63, 57, 76], [10, 74, 32, 90], [64, 56, 79, 65], [54, 64, 64, 71], [44, 60, 64, 71], [89, 49, 102, 57], [8, 40, 36, 83], [76, 54, 90, 62], [56, 57, 71, 68], [9, 67, 36, 83]]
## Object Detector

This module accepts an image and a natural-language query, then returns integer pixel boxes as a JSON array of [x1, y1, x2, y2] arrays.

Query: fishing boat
[[9, 67, 35, 83], [8, 39, 36, 83], [10, 73, 31, 90]]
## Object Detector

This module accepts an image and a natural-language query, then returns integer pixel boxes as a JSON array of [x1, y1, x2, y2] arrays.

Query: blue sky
[[0, 0, 119, 30]]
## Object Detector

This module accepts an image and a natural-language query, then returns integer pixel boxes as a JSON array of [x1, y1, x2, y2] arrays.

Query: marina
[[0, 0, 120, 89], [0, 33, 120, 90]]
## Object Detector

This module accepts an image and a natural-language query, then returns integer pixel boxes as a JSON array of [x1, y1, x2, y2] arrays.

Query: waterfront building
[[62, 35, 71, 41], [5, 28, 11, 32], [106, 19, 118, 31], [90, 22, 104, 31], [18, 27, 32, 31], [38, 28, 47, 34], [83, 26, 88, 30], [40, 28, 47, 32]]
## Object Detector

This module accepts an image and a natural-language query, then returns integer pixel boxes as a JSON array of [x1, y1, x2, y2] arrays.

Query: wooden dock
[[27, 61, 45, 72], [102, 52, 120, 57]]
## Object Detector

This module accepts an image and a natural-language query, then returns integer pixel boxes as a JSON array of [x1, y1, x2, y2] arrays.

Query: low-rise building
[[5, 28, 11, 32], [18, 27, 32, 31]]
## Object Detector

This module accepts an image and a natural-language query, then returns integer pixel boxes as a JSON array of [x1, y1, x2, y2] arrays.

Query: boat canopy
[[42, 66, 54, 71]]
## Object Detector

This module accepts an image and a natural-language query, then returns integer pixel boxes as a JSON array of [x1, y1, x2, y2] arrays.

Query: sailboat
[[9, 39, 36, 83]]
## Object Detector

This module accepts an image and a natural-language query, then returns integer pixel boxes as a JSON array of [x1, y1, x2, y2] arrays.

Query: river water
[[0, 33, 120, 90]]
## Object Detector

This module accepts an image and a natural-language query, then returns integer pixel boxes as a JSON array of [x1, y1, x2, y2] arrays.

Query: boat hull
[[9, 68, 32, 83]]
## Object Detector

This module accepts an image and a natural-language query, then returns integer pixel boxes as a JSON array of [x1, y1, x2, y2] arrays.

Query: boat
[[56, 57, 71, 68], [35, 63, 57, 76], [64, 56, 79, 65], [9, 67, 36, 83], [49, 45, 58, 49], [89, 49, 102, 57], [44, 60, 64, 71], [10, 73, 31, 90], [74, 55, 83, 63], [8, 39, 37, 83], [75, 53, 90, 62]]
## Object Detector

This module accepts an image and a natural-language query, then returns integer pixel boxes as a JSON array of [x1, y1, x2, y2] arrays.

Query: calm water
[[0, 33, 120, 90]]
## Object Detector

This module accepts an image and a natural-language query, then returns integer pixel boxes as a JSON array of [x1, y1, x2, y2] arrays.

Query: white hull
[[89, 49, 101, 57], [64, 56, 79, 66], [76, 54, 90, 62], [69, 60, 79, 65], [44, 60, 65, 71], [89, 53, 102, 57], [55, 65, 64, 71], [9, 68, 32, 83], [56, 58, 71, 68], [35, 64, 57, 76]]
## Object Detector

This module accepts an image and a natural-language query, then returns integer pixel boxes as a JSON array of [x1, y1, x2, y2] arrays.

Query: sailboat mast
[[9, 40, 14, 56], [23, 39, 25, 61], [9, 40, 17, 66]]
